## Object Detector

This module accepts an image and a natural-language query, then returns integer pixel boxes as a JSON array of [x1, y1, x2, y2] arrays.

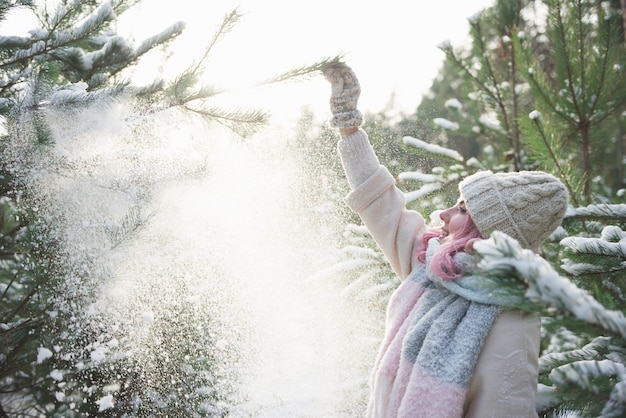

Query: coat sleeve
[[464, 309, 541, 418], [337, 129, 427, 281]]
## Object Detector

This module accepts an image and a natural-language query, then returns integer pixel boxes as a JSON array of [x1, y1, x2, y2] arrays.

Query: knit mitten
[[323, 64, 363, 129]]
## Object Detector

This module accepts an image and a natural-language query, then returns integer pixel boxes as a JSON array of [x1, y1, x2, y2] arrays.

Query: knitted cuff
[[329, 110, 363, 129]]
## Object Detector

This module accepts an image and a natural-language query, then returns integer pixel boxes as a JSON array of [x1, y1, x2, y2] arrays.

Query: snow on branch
[[402, 136, 464, 162], [73, 2, 115, 40], [433, 117, 459, 130], [560, 225, 626, 276], [474, 231, 626, 338], [564, 204, 626, 221], [134, 22, 186, 59], [82, 36, 127, 70], [562, 234, 626, 259], [538, 336, 615, 373], [404, 183, 442, 204], [549, 359, 626, 417], [13, 40, 46, 61], [397, 171, 438, 183], [0, 35, 33, 48], [478, 114, 505, 133], [549, 359, 626, 390]]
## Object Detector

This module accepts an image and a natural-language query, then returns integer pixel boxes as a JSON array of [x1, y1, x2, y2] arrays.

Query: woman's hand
[[323, 63, 363, 133]]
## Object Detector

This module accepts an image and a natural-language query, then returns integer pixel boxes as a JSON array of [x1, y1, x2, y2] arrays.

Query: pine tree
[[0, 1, 340, 416], [406, 0, 626, 416]]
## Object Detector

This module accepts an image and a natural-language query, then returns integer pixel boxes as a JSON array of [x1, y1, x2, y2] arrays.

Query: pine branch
[[564, 204, 626, 223], [552, 0, 583, 118], [560, 225, 626, 282], [550, 359, 626, 395], [465, 16, 518, 169], [71, 1, 114, 40], [539, 336, 617, 374], [527, 115, 581, 206], [188, 8, 242, 78], [183, 105, 269, 137], [133, 21, 186, 59], [474, 231, 626, 339], [587, 6, 612, 119], [260, 55, 345, 85], [402, 135, 464, 163]]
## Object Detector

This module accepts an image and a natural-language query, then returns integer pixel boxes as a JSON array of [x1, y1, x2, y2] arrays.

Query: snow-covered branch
[[560, 225, 626, 276], [538, 336, 616, 373], [474, 231, 626, 338], [402, 136, 464, 162], [564, 204, 626, 221], [72, 2, 114, 40], [134, 22, 186, 59]]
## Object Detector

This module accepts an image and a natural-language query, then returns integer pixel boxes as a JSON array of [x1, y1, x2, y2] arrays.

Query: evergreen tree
[[408, 0, 626, 416], [0, 1, 339, 416]]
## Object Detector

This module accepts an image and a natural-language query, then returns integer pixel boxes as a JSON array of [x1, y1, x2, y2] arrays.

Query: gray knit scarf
[[369, 238, 528, 417]]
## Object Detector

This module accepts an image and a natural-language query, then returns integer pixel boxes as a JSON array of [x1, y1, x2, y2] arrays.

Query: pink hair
[[416, 215, 484, 280]]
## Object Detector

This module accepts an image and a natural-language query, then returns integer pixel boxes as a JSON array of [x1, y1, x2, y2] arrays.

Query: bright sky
[[2, 0, 496, 122], [125, 0, 495, 122]]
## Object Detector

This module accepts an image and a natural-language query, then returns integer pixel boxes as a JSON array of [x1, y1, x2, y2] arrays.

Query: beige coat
[[338, 129, 540, 418]]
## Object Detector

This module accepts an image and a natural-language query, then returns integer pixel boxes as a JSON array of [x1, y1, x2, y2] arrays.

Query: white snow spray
[[15, 98, 382, 416]]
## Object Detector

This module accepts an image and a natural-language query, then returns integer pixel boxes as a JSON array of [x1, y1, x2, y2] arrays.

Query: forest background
[[0, 0, 625, 417]]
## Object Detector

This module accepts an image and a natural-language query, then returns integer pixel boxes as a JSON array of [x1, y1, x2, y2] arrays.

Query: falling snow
[[96, 394, 115, 412], [4, 95, 379, 416]]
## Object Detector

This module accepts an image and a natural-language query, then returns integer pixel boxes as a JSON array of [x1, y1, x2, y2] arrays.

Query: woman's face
[[439, 200, 470, 239]]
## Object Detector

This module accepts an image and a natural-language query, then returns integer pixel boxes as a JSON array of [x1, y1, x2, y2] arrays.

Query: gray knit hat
[[459, 170, 568, 249]]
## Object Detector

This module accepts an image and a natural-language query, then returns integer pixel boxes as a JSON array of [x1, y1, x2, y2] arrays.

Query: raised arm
[[323, 64, 427, 280]]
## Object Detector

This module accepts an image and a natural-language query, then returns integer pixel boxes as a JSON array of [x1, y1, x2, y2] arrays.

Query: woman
[[323, 64, 568, 417]]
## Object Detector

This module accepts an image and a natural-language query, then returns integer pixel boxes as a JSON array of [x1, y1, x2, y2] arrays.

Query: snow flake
[[103, 383, 121, 392], [143, 310, 154, 324], [529, 110, 542, 120], [55, 392, 65, 402], [50, 369, 64, 381], [90, 346, 107, 363], [96, 394, 115, 412]]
